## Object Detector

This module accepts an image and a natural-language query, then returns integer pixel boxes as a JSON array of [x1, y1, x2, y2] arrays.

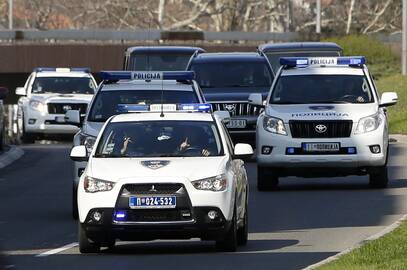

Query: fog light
[[28, 119, 36, 124], [114, 211, 127, 221], [287, 147, 295, 154], [208, 210, 218, 220], [93, 211, 102, 222], [370, 145, 381, 154], [347, 147, 356, 154], [262, 146, 272, 155]]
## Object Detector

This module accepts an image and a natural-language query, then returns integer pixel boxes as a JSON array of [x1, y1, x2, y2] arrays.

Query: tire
[[216, 204, 238, 252], [257, 166, 279, 191], [72, 184, 78, 220], [237, 198, 248, 246], [78, 223, 100, 253], [369, 166, 389, 188]]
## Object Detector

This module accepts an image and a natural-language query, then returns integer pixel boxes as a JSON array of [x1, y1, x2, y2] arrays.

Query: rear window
[[128, 53, 193, 71]]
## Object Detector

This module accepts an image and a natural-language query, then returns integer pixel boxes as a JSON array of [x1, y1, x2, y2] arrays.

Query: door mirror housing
[[70, 145, 88, 162], [233, 143, 254, 161], [0, 87, 8, 100], [214, 111, 231, 124], [380, 92, 398, 107], [248, 93, 264, 107], [65, 110, 82, 127], [16, 87, 26, 96]]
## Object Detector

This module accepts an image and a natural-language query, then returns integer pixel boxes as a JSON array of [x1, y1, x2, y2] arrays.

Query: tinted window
[[129, 53, 193, 71], [266, 51, 341, 73], [190, 61, 273, 88], [95, 121, 223, 158], [31, 77, 95, 94], [88, 90, 199, 122], [270, 75, 373, 104]]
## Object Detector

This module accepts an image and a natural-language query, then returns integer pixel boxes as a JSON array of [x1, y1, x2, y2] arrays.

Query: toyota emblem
[[224, 104, 236, 112], [315, 124, 327, 133]]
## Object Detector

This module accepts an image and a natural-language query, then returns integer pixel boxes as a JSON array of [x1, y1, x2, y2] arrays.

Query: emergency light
[[100, 71, 195, 81], [116, 103, 212, 113], [280, 56, 366, 67], [34, 67, 91, 73]]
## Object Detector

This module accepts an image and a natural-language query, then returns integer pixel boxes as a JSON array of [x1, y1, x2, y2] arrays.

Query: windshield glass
[[190, 61, 273, 89], [129, 53, 193, 71], [270, 75, 373, 104], [88, 90, 199, 122], [95, 121, 223, 158], [266, 52, 341, 72], [31, 77, 95, 94]]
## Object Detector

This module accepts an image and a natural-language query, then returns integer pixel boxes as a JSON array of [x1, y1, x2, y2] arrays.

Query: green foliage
[[325, 35, 400, 78]]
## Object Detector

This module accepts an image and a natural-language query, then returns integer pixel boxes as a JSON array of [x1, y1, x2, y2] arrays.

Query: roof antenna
[[147, 19, 151, 71], [160, 76, 164, 117]]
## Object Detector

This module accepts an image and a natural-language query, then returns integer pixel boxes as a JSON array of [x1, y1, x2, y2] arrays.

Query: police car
[[16, 68, 97, 143], [70, 103, 253, 253], [67, 71, 206, 219], [251, 57, 398, 190]]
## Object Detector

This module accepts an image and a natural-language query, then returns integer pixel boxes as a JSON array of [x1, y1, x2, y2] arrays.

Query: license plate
[[227, 119, 246, 129], [129, 196, 176, 209], [302, 142, 340, 152]]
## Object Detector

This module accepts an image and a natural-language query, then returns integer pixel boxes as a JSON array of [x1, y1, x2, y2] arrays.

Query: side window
[[220, 122, 234, 155], [367, 72, 379, 101]]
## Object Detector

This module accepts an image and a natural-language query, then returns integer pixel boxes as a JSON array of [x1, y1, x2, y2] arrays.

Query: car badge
[[315, 124, 328, 133], [63, 105, 72, 112], [225, 104, 236, 112], [149, 185, 158, 192], [141, 160, 170, 170]]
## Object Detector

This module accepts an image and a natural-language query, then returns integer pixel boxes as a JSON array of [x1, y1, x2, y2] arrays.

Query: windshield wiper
[[270, 102, 307, 104]]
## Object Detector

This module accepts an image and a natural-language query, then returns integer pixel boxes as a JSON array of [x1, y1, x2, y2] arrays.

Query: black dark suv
[[187, 52, 274, 144]]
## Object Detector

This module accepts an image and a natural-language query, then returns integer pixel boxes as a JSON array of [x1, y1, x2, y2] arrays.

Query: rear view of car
[[123, 46, 205, 71]]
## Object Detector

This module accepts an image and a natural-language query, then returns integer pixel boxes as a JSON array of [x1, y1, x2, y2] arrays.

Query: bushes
[[325, 35, 400, 78]]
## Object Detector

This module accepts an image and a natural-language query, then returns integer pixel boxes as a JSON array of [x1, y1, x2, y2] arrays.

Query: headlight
[[29, 100, 46, 112], [79, 133, 96, 153], [355, 113, 382, 134], [263, 115, 287, 135], [84, 176, 115, 193], [192, 174, 227, 192]]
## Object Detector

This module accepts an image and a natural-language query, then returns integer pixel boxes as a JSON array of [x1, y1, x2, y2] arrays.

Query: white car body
[[17, 69, 96, 138], [72, 111, 252, 252], [255, 57, 397, 189]]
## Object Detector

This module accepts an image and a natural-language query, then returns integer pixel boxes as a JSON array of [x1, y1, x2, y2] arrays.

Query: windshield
[[31, 77, 95, 94], [129, 53, 193, 71], [190, 61, 273, 89], [270, 75, 374, 104], [95, 121, 223, 158], [266, 51, 341, 73], [88, 90, 199, 122]]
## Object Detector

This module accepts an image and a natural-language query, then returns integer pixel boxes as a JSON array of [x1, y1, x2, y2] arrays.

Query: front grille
[[211, 102, 263, 116], [47, 103, 88, 114], [122, 183, 183, 195], [289, 120, 353, 138], [126, 209, 189, 222]]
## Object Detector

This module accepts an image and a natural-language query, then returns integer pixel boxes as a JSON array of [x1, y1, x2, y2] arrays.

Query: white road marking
[[35, 242, 78, 257]]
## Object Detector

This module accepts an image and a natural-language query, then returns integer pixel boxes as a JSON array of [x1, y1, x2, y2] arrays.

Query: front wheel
[[78, 224, 100, 253], [369, 166, 389, 188], [216, 205, 238, 252], [257, 166, 279, 191], [237, 199, 248, 246]]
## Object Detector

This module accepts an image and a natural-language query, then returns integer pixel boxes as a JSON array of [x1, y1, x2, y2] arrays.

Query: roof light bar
[[34, 67, 91, 73], [280, 56, 366, 67], [116, 103, 212, 113], [99, 71, 195, 81]]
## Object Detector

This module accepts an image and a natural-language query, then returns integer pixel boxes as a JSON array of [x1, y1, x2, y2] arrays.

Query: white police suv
[[70, 103, 253, 253], [67, 71, 207, 219], [16, 68, 97, 143], [250, 57, 398, 190]]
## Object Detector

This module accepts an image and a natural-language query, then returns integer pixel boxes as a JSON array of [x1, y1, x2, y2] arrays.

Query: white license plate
[[303, 143, 340, 152], [227, 119, 246, 129], [129, 196, 176, 209]]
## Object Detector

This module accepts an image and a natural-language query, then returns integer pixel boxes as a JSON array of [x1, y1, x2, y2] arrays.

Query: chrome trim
[[113, 219, 196, 225]]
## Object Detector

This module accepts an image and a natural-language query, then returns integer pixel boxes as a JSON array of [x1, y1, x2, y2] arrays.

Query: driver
[[177, 127, 211, 157]]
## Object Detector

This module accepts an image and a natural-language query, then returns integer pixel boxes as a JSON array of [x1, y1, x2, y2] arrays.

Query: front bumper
[[81, 207, 231, 242], [227, 115, 257, 145], [24, 109, 79, 134]]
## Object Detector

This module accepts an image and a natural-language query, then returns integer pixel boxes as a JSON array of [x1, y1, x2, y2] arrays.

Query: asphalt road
[[0, 138, 407, 270]]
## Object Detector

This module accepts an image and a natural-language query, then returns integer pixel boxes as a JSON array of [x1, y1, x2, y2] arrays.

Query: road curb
[[0, 145, 24, 169], [303, 213, 407, 270]]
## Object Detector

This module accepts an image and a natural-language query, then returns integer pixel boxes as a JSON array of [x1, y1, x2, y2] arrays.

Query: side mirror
[[248, 93, 264, 107], [214, 111, 231, 124], [70, 145, 88, 162], [234, 143, 254, 160], [0, 87, 8, 100], [15, 87, 26, 96], [380, 92, 398, 107], [65, 110, 81, 127]]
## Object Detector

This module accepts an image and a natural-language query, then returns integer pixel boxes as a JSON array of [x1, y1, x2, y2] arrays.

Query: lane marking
[[36, 242, 78, 257]]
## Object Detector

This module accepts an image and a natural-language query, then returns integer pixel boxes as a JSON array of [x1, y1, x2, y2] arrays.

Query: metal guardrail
[[0, 29, 299, 42]]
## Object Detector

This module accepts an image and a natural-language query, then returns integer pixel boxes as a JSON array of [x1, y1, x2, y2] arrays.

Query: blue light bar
[[34, 67, 91, 73], [114, 210, 127, 221], [116, 103, 212, 113], [100, 71, 195, 81], [280, 56, 366, 67], [116, 104, 149, 113], [178, 103, 212, 112]]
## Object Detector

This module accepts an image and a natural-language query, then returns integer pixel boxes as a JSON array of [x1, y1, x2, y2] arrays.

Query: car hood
[[30, 93, 93, 104], [266, 103, 378, 123], [82, 121, 105, 137], [202, 87, 269, 102], [88, 156, 228, 183]]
